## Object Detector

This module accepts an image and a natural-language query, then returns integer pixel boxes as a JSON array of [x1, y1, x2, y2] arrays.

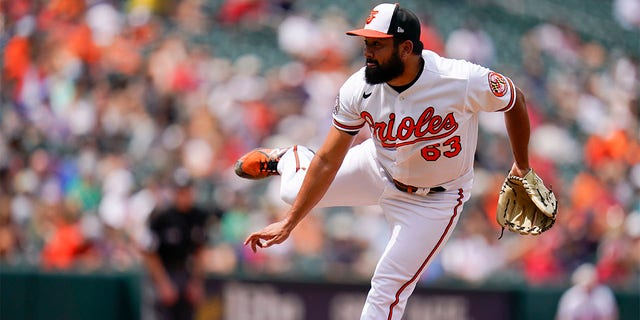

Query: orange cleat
[[234, 148, 288, 179]]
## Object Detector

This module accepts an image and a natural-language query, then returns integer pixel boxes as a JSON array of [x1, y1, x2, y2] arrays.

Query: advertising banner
[[198, 278, 513, 320]]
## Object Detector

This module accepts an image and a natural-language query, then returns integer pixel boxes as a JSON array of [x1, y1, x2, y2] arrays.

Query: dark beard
[[365, 49, 405, 84]]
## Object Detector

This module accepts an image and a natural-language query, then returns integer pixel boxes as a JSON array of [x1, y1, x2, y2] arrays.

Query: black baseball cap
[[346, 3, 421, 43]]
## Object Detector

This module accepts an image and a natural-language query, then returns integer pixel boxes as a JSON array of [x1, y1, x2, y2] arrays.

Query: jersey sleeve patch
[[488, 71, 509, 97], [332, 89, 365, 132], [332, 94, 340, 115], [495, 76, 516, 112]]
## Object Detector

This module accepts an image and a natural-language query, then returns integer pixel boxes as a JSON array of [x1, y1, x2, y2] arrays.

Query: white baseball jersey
[[332, 50, 516, 189]]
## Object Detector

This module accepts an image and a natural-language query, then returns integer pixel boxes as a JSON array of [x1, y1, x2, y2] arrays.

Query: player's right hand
[[244, 220, 293, 252]]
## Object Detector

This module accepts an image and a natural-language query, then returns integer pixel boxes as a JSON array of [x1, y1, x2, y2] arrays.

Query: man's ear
[[401, 40, 413, 57]]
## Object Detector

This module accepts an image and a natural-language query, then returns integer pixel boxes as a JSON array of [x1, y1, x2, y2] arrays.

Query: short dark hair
[[394, 37, 424, 55]]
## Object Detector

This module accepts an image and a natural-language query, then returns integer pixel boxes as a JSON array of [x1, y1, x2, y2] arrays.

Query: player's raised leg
[[234, 139, 386, 208]]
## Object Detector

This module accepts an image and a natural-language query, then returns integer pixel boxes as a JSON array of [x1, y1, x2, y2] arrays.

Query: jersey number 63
[[421, 136, 462, 161]]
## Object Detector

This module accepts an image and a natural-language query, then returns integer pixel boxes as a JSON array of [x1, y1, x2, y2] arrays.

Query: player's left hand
[[244, 220, 293, 252], [496, 167, 558, 236]]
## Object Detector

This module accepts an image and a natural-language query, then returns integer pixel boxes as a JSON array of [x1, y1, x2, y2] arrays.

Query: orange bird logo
[[366, 10, 379, 24]]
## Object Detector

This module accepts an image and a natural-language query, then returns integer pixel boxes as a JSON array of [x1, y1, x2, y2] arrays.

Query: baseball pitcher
[[235, 3, 556, 319]]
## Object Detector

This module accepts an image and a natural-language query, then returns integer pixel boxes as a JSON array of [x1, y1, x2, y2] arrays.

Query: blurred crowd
[[1, 0, 639, 291]]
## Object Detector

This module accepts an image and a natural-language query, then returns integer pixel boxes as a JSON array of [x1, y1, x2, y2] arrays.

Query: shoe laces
[[259, 154, 280, 174]]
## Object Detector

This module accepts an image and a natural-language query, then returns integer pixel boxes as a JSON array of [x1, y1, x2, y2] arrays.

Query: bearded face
[[365, 45, 405, 84]]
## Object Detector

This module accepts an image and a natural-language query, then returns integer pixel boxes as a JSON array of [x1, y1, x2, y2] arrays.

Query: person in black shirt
[[142, 172, 211, 320]]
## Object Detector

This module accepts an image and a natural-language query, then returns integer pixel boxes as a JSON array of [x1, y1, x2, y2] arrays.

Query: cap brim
[[346, 29, 393, 38]]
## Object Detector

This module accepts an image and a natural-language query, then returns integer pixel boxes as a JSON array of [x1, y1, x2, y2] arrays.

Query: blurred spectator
[[445, 18, 495, 66], [524, 21, 582, 67], [625, 212, 640, 285], [595, 207, 637, 288], [217, 0, 269, 27], [141, 170, 216, 320], [418, 13, 445, 56], [555, 263, 619, 320], [40, 198, 97, 270], [0, 196, 21, 263], [440, 203, 507, 283], [613, 0, 640, 30]]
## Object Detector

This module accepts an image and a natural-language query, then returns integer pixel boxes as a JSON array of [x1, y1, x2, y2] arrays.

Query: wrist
[[284, 204, 313, 232], [514, 160, 529, 170], [282, 214, 300, 231], [511, 163, 531, 177]]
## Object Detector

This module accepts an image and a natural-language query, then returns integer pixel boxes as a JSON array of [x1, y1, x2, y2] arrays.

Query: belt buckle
[[414, 187, 431, 196]]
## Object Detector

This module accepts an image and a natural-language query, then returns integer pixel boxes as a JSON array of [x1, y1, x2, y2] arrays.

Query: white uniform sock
[[278, 145, 315, 204]]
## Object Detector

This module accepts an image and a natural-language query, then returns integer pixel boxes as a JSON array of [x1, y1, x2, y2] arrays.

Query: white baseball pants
[[278, 139, 471, 320]]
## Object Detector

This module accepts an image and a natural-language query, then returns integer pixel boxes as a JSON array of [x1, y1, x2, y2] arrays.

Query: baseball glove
[[496, 169, 557, 237]]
